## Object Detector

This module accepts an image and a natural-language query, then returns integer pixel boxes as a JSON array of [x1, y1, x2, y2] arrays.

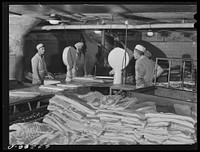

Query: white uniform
[[135, 55, 155, 88], [62, 46, 86, 82], [31, 53, 48, 85]]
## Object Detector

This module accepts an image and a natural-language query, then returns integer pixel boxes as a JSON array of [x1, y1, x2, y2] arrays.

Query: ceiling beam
[[47, 5, 84, 22], [32, 23, 194, 31], [126, 12, 195, 19]]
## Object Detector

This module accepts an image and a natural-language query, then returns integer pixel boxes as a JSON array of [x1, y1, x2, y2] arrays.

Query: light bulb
[[147, 30, 154, 36], [48, 20, 60, 25], [125, 20, 129, 25], [94, 30, 102, 34]]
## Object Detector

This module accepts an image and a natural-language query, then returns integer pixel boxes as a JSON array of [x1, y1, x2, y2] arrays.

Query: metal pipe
[[154, 58, 158, 85], [32, 23, 194, 31], [167, 59, 172, 88], [182, 60, 186, 89], [123, 22, 128, 84]]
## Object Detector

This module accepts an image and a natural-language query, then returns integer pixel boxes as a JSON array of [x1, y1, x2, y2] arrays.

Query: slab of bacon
[[9, 91, 41, 98], [39, 85, 65, 92]]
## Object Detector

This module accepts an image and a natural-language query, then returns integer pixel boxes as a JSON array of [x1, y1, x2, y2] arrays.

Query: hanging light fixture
[[94, 30, 102, 34], [147, 23, 154, 37], [48, 14, 61, 25]]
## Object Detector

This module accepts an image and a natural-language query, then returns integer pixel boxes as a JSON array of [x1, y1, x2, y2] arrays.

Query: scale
[[62, 46, 77, 82], [108, 47, 129, 84]]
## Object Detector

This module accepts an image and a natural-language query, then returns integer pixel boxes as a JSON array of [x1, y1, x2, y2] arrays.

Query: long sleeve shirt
[[31, 53, 48, 84], [74, 52, 86, 77], [135, 55, 155, 88]]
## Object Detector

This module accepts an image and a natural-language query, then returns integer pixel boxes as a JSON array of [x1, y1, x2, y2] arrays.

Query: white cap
[[36, 43, 44, 50], [75, 42, 84, 49], [134, 45, 146, 52]]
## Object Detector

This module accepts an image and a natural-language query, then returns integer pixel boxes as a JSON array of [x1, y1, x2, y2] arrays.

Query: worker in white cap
[[133, 44, 155, 88], [62, 42, 87, 82], [73, 42, 87, 77], [31, 43, 54, 85]]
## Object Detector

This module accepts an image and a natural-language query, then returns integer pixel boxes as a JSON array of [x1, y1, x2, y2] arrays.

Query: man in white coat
[[62, 42, 87, 82], [133, 44, 155, 88], [31, 43, 53, 85]]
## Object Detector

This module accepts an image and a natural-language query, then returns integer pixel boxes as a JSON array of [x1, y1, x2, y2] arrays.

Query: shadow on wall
[[47, 32, 69, 74], [95, 34, 114, 76], [182, 54, 192, 59]]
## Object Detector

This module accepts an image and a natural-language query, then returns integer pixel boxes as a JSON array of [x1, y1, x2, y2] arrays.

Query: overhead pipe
[[32, 23, 194, 31]]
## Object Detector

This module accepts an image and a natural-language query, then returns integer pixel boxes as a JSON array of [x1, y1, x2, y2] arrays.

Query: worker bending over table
[[62, 42, 87, 82]]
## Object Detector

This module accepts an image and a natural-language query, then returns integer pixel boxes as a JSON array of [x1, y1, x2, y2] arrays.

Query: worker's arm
[[42, 57, 54, 79], [83, 55, 87, 76], [156, 64, 164, 77], [135, 61, 146, 87], [109, 69, 115, 75]]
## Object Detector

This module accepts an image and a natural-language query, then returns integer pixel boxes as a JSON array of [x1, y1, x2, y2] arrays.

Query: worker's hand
[[85, 74, 93, 77], [109, 69, 115, 75], [46, 73, 54, 79]]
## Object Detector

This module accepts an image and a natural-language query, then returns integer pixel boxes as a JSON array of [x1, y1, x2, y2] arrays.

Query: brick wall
[[142, 31, 197, 60], [150, 42, 197, 60]]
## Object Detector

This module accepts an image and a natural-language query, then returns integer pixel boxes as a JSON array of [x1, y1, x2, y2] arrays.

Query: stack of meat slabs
[[78, 91, 104, 103], [42, 93, 103, 144], [140, 113, 197, 144], [56, 83, 83, 89], [95, 108, 146, 144], [9, 93, 197, 145], [72, 77, 104, 83], [39, 85, 66, 92]]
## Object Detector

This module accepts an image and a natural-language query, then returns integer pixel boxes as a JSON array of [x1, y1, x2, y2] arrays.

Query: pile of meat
[[9, 92, 197, 145], [9, 91, 41, 101], [39, 85, 66, 92]]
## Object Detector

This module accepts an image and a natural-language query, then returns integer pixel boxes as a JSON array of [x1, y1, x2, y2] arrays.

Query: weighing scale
[[108, 47, 129, 84]]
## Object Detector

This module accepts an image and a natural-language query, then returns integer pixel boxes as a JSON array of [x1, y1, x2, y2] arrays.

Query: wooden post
[[27, 102, 32, 111]]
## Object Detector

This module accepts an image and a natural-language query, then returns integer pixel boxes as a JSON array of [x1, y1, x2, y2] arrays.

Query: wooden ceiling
[[9, 3, 197, 26]]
